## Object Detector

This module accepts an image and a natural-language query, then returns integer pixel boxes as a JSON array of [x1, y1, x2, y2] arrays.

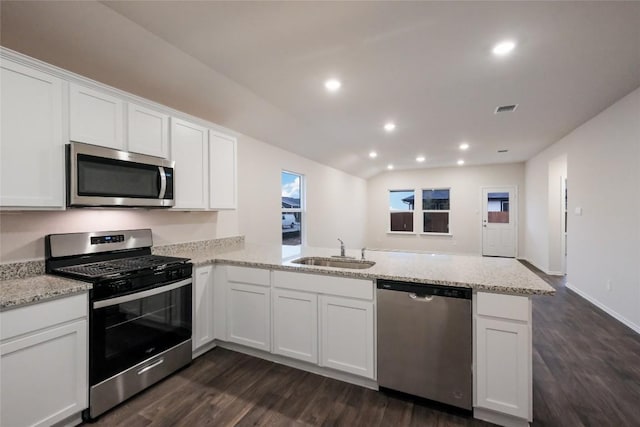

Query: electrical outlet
[[606, 280, 611, 291]]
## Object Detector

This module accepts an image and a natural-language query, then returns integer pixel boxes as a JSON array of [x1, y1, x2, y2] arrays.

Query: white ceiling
[[3, 1, 640, 178]]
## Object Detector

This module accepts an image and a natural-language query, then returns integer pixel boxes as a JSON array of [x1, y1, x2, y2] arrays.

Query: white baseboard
[[214, 340, 379, 391], [474, 407, 529, 427], [565, 282, 640, 335]]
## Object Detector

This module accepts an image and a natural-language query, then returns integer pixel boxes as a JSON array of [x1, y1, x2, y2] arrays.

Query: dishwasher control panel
[[376, 279, 472, 299]]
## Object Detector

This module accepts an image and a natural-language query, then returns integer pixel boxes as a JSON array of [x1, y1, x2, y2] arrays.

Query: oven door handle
[[93, 278, 192, 309]]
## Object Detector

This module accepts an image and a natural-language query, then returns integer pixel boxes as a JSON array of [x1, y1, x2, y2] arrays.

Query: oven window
[[78, 154, 160, 198], [91, 284, 191, 384]]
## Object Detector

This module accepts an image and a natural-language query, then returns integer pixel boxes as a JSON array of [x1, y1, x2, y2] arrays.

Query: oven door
[[90, 278, 192, 386]]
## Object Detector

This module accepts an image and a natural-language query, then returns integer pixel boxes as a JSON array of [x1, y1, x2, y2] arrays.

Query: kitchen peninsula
[[1, 241, 554, 427]]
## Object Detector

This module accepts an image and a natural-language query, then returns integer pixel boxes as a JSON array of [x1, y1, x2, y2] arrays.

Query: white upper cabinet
[[209, 131, 237, 210], [170, 118, 209, 210], [69, 82, 124, 150], [0, 59, 65, 209], [127, 102, 169, 158]]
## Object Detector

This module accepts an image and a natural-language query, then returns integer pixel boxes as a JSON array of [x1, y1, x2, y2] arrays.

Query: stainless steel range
[[45, 229, 193, 420]]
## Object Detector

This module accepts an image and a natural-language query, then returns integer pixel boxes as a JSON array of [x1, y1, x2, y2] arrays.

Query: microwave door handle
[[93, 278, 191, 309], [158, 166, 167, 199]]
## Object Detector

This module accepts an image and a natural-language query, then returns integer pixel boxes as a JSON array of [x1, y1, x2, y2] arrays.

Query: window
[[282, 171, 304, 246], [422, 189, 450, 233], [487, 191, 509, 223], [389, 190, 414, 232]]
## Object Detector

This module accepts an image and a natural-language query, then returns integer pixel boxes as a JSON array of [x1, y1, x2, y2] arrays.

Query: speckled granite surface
[[0, 236, 244, 310], [0, 260, 46, 281], [1, 275, 90, 310], [176, 244, 556, 296], [152, 236, 244, 256], [0, 236, 553, 310]]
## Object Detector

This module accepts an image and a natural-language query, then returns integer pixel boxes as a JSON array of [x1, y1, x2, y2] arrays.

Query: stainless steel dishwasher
[[377, 279, 472, 410]]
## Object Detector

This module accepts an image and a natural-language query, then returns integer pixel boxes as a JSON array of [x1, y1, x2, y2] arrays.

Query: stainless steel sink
[[291, 257, 376, 269]]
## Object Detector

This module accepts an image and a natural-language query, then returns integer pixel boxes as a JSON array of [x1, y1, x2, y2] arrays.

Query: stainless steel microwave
[[67, 142, 175, 208]]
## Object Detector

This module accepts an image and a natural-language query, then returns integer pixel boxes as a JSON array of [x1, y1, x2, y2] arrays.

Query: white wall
[[237, 134, 366, 250], [366, 163, 525, 255], [0, 133, 366, 263], [525, 87, 640, 332]]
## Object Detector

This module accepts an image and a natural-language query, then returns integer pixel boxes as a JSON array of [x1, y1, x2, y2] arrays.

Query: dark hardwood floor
[[88, 264, 640, 427]]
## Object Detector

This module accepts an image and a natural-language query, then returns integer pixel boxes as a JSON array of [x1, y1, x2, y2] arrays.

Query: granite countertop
[[169, 244, 556, 296], [1, 275, 91, 310], [0, 238, 554, 310]]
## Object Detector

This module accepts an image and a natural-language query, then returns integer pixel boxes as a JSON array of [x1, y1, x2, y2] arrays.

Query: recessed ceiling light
[[384, 122, 396, 132], [416, 156, 426, 163], [459, 142, 469, 150], [387, 164, 394, 170], [369, 151, 378, 159], [492, 40, 516, 56], [457, 159, 465, 166], [324, 78, 341, 92]]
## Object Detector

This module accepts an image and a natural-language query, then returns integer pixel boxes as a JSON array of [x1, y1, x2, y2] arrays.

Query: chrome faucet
[[361, 247, 366, 261], [337, 238, 345, 257]]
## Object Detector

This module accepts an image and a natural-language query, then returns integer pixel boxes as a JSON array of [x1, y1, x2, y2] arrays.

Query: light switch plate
[[574, 207, 582, 216]]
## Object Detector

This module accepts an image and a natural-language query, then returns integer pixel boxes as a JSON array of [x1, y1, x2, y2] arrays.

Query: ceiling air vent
[[495, 104, 518, 113]]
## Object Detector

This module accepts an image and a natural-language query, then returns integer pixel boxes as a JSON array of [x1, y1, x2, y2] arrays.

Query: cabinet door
[[209, 131, 237, 210], [1, 319, 87, 427], [193, 265, 214, 352], [170, 118, 208, 210], [69, 83, 124, 149], [127, 102, 169, 158], [319, 296, 374, 379], [227, 282, 271, 351], [475, 316, 530, 419], [272, 289, 318, 363], [0, 59, 64, 208]]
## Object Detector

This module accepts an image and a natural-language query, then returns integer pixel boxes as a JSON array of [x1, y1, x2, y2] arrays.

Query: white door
[[69, 83, 124, 149], [482, 187, 517, 257], [127, 102, 169, 158], [319, 295, 375, 379], [272, 289, 318, 364], [1, 59, 65, 208], [227, 282, 271, 351], [209, 131, 237, 210], [192, 265, 214, 352], [170, 118, 209, 210]]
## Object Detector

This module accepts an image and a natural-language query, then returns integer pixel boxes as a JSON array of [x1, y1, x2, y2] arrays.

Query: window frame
[[387, 189, 416, 234], [281, 170, 305, 247], [420, 187, 452, 236]]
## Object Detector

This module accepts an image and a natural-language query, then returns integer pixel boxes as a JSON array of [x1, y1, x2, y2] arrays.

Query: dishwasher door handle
[[408, 293, 434, 302]]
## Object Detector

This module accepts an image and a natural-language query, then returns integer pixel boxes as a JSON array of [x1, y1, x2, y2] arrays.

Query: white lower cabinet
[[474, 292, 532, 423], [193, 265, 215, 352], [227, 278, 271, 352], [319, 295, 375, 379], [1, 293, 88, 427], [272, 288, 318, 364]]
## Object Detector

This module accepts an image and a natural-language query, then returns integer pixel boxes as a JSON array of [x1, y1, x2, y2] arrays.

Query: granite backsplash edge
[[0, 235, 245, 281]]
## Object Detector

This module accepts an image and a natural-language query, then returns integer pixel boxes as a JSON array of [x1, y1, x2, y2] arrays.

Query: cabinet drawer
[[273, 271, 373, 300], [226, 266, 270, 287], [476, 292, 529, 322], [1, 293, 88, 341]]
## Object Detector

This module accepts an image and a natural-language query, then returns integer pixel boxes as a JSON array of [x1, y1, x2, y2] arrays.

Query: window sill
[[419, 232, 453, 237], [386, 231, 417, 235]]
